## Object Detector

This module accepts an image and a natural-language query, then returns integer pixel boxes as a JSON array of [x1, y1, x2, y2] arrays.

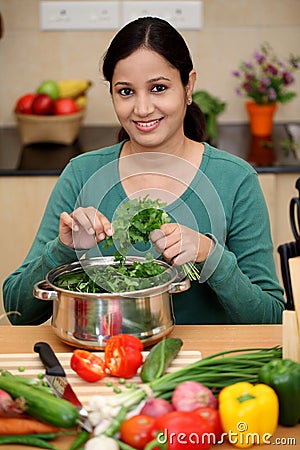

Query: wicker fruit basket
[[15, 110, 85, 145]]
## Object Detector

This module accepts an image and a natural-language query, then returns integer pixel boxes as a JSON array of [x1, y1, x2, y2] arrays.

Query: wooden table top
[[0, 324, 298, 449]]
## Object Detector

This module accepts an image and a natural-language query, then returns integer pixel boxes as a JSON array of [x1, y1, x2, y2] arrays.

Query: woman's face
[[111, 48, 195, 151]]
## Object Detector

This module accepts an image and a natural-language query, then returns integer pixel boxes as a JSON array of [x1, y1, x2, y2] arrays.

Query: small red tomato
[[193, 407, 223, 441], [54, 98, 79, 115], [70, 349, 106, 382], [31, 93, 54, 115], [120, 414, 156, 450], [14, 93, 36, 114]]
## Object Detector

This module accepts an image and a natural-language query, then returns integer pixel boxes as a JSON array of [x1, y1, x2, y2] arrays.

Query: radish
[[140, 398, 174, 418], [0, 388, 26, 416], [171, 381, 217, 411]]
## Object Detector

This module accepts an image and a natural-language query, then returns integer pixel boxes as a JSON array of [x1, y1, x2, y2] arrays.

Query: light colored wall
[[0, 0, 300, 128]]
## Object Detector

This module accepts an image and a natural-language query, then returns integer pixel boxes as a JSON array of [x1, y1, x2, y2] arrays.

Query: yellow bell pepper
[[218, 381, 279, 448]]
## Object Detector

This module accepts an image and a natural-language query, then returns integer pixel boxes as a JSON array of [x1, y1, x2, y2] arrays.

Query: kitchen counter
[[0, 125, 119, 175], [0, 123, 299, 176], [0, 324, 298, 449]]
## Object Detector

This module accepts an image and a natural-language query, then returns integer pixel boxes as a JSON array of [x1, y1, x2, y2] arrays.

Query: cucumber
[[0, 376, 79, 428], [141, 337, 183, 383]]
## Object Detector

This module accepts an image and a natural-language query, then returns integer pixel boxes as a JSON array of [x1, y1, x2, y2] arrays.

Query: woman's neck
[[119, 139, 204, 202]]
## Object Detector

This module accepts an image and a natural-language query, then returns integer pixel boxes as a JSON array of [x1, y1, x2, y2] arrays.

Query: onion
[[140, 398, 174, 418], [171, 381, 217, 411], [0, 389, 26, 416]]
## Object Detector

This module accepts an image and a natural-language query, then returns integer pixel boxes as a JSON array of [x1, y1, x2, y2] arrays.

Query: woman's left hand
[[150, 223, 214, 266]]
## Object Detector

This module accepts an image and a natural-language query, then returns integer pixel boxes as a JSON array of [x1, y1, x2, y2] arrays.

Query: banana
[[57, 79, 92, 99], [75, 95, 88, 109]]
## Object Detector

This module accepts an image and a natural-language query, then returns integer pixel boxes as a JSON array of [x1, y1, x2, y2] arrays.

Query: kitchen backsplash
[[0, 0, 300, 127]]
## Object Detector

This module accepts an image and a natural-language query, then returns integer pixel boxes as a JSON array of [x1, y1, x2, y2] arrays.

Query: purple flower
[[254, 51, 265, 64], [266, 64, 278, 76], [245, 73, 254, 81], [268, 88, 277, 100], [283, 71, 294, 85], [231, 42, 300, 104], [242, 82, 252, 93], [260, 77, 271, 87]]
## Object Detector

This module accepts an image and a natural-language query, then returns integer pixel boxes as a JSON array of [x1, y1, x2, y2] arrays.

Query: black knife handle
[[34, 341, 66, 377]]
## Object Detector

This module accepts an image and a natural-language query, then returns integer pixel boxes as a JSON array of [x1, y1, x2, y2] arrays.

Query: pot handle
[[33, 281, 58, 301], [169, 277, 191, 294]]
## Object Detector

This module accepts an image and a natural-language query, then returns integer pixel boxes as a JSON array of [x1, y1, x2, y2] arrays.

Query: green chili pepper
[[258, 358, 300, 426], [0, 435, 59, 449], [68, 429, 91, 450]]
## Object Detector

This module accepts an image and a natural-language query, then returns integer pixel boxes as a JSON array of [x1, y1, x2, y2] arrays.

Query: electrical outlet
[[122, 1, 203, 30], [40, 1, 120, 30]]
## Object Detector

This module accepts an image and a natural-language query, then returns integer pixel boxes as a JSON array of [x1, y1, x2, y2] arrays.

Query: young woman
[[3, 17, 285, 325]]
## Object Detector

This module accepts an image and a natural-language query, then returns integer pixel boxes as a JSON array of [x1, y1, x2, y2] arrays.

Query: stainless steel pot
[[33, 257, 190, 349]]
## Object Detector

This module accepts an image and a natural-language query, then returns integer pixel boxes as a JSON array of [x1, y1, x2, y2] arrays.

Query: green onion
[[104, 346, 282, 410]]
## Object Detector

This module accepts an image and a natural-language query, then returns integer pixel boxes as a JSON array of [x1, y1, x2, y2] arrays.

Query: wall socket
[[40, 1, 203, 31], [40, 1, 120, 30], [122, 1, 203, 30]]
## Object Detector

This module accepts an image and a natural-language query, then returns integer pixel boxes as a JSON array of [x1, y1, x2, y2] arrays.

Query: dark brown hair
[[102, 17, 206, 142]]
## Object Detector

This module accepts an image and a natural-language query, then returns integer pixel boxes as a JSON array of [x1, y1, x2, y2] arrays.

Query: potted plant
[[232, 43, 300, 137], [192, 90, 226, 144]]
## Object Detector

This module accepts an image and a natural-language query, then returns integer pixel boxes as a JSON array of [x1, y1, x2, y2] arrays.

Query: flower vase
[[246, 101, 277, 137], [247, 135, 276, 167]]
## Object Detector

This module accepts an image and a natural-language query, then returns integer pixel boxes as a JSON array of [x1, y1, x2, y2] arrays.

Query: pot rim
[[45, 256, 179, 298]]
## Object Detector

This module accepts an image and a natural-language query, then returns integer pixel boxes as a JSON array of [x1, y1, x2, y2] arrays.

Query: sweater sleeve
[[2, 162, 84, 325], [199, 172, 285, 323]]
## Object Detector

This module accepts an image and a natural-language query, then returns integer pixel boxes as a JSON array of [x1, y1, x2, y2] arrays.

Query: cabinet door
[[0, 176, 57, 324], [258, 172, 300, 282]]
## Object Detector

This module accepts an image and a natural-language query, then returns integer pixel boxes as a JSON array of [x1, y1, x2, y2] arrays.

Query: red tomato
[[31, 93, 54, 115], [14, 93, 36, 114], [153, 410, 214, 449], [120, 414, 156, 450], [193, 407, 223, 442], [54, 98, 79, 115], [70, 349, 106, 382]]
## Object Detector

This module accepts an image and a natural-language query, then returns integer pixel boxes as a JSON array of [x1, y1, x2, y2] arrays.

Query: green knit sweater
[[3, 142, 285, 325]]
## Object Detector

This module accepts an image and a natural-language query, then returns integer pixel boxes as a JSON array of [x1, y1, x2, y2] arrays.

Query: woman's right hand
[[59, 207, 113, 249]]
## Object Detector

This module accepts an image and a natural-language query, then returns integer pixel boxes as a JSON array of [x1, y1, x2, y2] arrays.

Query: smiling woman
[[3, 17, 285, 326]]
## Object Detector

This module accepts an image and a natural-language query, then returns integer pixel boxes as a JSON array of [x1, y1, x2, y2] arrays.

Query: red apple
[[54, 98, 79, 115], [31, 93, 54, 115], [14, 93, 36, 114]]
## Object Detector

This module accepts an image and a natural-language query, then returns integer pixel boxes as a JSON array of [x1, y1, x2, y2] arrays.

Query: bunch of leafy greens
[[105, 196, 171, 255], [54, 254, 169, 294], [55, 196, 200, 294], [105, 196, 200, 281]]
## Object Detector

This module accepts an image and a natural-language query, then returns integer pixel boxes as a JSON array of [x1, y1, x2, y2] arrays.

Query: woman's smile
[[133, 118, 163, 132]]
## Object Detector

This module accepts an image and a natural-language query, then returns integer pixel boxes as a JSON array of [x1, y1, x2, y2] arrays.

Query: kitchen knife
[[34, 341, 92, 432]]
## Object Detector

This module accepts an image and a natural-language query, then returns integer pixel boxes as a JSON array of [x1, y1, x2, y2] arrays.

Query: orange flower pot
[[246, 101, 277, 137]]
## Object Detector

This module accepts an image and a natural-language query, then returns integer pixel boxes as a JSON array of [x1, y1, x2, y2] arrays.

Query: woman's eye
[[119, 88, 133, 96], [152, 84, 167, 93]]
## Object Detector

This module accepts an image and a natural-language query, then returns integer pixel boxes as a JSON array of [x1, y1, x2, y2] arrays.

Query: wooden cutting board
[[0, 350, 201, 410]]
